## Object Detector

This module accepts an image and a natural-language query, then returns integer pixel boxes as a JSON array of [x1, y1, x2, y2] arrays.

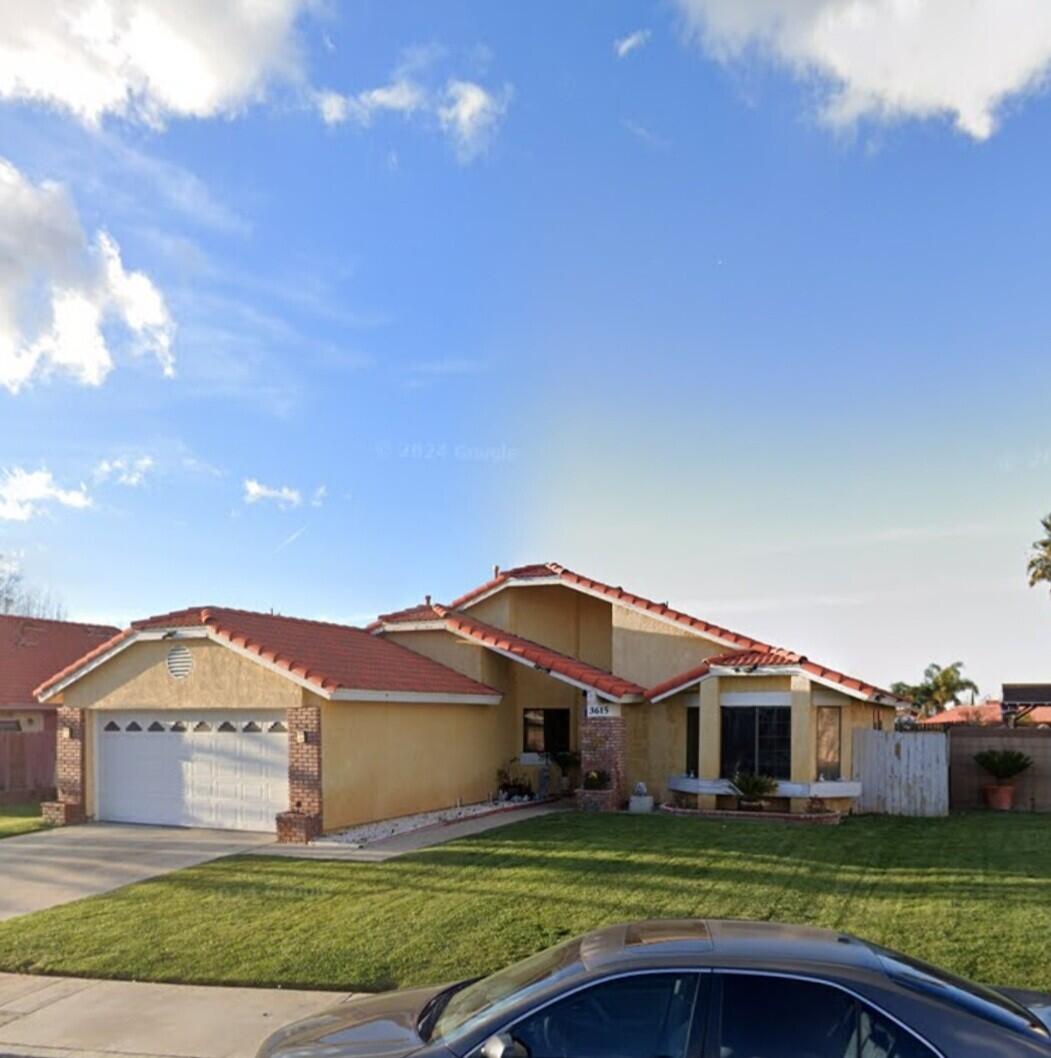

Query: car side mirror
[[480, 1032, 529, 1058]]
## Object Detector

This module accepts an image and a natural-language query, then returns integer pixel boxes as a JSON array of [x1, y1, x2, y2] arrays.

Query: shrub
[[974, 749, 1033, 782], [583, 769, 611, 790], [732, 772, 779, 800]]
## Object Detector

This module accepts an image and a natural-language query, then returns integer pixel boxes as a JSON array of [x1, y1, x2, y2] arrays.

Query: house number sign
[[586, 702, 621, 719]]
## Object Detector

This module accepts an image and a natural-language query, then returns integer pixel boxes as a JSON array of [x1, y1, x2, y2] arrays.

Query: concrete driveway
[[0, 823, 274, 921], [0, 972, 349, 1058]]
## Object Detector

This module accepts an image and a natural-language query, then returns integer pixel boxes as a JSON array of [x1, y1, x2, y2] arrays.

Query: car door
[[705, 972, 939, 1058], [504, 972, 706, 1058]]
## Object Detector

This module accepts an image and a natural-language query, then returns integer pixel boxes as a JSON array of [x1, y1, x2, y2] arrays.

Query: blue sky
[[1, 0, 1050, 696]]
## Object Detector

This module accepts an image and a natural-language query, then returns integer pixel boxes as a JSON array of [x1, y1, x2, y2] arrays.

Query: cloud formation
[[94, 455, 155, 487], [243, 478, 302, 510], [0, 159, 174, 393], [614, 29, 651, 59], [0, 0, 309, 127], [0, 467, 91, 521], [676, 0, 1051, 139]]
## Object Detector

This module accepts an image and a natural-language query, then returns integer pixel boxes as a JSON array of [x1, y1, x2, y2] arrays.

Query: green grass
[[0, 802, 50, 839], [0, 812, 1048, 992]]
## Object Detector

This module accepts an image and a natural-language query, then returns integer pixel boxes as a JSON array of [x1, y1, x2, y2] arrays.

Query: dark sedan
[[258, 919, 1051, 1058]]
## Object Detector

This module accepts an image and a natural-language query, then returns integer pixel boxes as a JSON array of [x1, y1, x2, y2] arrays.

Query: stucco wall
[[319, 695, 507, 829], [625, 694, 691, 801], [611, 608, 725, 688], [63, 639, 302, 712], [383, 629, 490, 683]]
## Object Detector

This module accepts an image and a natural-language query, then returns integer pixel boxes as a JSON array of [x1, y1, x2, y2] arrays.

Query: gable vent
[[166, 645, 193, 680]]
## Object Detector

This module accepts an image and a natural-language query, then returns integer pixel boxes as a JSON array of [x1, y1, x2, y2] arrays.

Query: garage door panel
[[97, 711, 289, 832]]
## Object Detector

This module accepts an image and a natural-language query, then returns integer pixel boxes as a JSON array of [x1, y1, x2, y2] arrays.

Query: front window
[[511, 973, 700, 1058], [432, 938, 582, 1042], [523, 709, 570, 755], [720, 706, 791, 780]]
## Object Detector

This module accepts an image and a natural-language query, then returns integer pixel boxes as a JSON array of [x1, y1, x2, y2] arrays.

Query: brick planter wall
[[575, 788, 619, 812], [579, 705, 626, 810], [41, 705, 86, 827], [281, 700, 322, 842]]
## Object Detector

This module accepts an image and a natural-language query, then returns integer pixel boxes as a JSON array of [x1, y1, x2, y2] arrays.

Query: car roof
[[577, 919, 880, 974]]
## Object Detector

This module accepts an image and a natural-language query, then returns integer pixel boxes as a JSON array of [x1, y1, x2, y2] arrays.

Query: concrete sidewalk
[[248, 802, 565, 861], [0, 973, 349, 1058]]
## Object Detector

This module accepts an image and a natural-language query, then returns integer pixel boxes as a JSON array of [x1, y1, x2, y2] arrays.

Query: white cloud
[[0, 0, 309, 128], [438, 80, 511, 161], [94, 455, 155, 487], [243, 478, 302, 510], [310, 484, 327, 507], [0, 468, 91, 522], [0, 158, 174, 393], [614, 29, 651, 59], [676, 0, 1051, 139], [316, 79, 426, 126]]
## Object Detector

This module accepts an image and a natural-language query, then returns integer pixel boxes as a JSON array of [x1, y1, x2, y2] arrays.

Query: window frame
[[685, 706, 699, 777], [702, 970, 944, 1058], [459, 969, 708, 1058], [719, 705, 792, 780], [522, 708, 571, 756]]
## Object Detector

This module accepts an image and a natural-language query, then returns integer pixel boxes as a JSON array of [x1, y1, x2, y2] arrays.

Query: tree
[[891, 662, 979, 719], [1028, 512, 1051, 594], [0, 554, 66, 619]]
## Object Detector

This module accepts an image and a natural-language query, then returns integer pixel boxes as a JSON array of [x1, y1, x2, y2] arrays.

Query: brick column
[[575, 691, 625, 812], [42, 706, 87, 826], [277, 700, 322, 842]]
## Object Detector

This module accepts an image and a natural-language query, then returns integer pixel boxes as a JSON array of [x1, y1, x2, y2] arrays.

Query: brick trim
[[281, 700, 322, 842], [579, 699, 626, 812], [42, 705, 87, 828]]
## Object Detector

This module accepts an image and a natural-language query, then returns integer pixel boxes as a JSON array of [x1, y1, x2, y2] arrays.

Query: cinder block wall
[[949, 727, 1051, 811]]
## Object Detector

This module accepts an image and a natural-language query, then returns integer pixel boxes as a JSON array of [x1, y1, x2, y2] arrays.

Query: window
[[715, 974, 937, 1058], [523, 709, 570, 755], [0, 719, 21, 732], [720, 707, 790, 779], [512, 974, 699, 1058], [816, 706, 842, 781], [685, 706, 699, 776]]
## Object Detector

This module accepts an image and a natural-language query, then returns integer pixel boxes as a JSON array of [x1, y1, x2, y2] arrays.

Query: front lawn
[[0, 802, 50, 839], [0, 812, 1048, 992]]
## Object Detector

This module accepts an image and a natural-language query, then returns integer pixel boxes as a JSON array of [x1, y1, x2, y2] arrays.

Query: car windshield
[[873, 944, 1049, 1039], [431, 937, 582, 1043]]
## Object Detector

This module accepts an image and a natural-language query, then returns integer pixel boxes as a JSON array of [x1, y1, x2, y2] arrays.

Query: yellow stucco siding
[[625, 696, 689, 801], [382, 629, 489, 683], [63, 639, 302, 712], [319, 695, 506, 829], [611, 608, 726, 689]]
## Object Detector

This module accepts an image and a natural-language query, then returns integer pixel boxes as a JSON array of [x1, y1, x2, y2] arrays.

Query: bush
[[974, 749, 1033, 782], [732, 772, 779, 800], [582, 769, 611, 790]]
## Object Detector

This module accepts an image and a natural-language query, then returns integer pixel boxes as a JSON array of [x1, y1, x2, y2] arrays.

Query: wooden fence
[[852, 729, 948, 816], [0, 730, 55, 798], [948, 726, 1051, 812]]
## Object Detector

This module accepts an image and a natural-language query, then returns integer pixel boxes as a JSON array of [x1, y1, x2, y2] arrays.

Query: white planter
[[629, 794, 654, 814]]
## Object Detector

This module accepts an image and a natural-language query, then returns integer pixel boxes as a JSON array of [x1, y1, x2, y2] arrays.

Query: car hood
[[997, 987, 1051, 1035], [257, 984, 447, 1058]]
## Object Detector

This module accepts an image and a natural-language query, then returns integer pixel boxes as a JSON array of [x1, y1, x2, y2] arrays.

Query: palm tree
[[1028, 513, 1051, 594], [892, 662, 979, 719]]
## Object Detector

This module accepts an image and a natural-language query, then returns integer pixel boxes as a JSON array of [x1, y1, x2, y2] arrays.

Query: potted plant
[[732, 772, 778, 811], [582, 769, 610, 790], [974, 749, 1033, 811], [553, 750, 581, 793]]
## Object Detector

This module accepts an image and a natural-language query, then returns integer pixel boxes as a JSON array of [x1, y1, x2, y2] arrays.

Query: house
[[1, 614, 118, 802], [36, 563, 903, 840], [919, 689, 1051, 727]]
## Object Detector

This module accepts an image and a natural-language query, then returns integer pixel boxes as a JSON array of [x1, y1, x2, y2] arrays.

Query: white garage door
[[97, 711, 289, 832]]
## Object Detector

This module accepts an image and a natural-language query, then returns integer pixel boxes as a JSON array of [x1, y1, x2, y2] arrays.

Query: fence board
[[853, 730, 948, 816], [948, 727, 1051, 812], [0, 731, 54, 794]]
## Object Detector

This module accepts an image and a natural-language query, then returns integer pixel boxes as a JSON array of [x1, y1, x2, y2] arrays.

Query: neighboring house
[[0, 614, 118, 802], [919, 689, 1051, 727], [37, 563, 903, 841]]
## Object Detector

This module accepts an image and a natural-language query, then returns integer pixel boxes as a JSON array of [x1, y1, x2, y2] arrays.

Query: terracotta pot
[[983, 783, 1015, 811], [738, 799, 767, 812]]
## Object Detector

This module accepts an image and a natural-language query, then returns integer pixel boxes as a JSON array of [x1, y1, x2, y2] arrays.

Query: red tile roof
[[438, 607, 646, 700], [645, 648, 900, 704], [448, 562, 778, 653], [1, 614, 120, 709], [918, 701, 1051, 726], [36, 606, 500, 701]]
